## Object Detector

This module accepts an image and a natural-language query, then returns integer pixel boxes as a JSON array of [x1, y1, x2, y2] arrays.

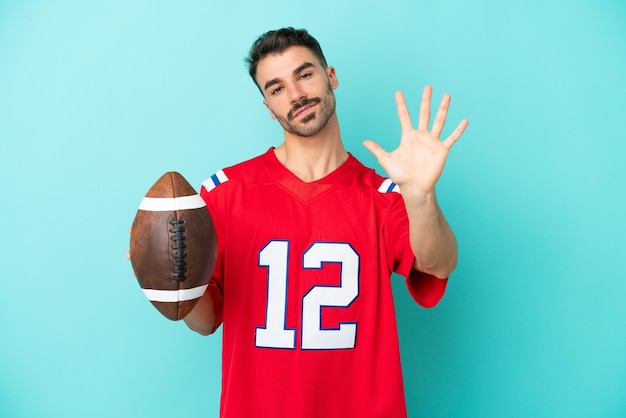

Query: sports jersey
[[199, 147, 448, 418]]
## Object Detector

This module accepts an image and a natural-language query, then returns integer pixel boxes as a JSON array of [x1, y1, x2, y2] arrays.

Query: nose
[[288, 82, 306, 104]]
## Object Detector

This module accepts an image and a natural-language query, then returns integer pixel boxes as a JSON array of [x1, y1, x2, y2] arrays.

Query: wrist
[[398, 183, 436, 204]]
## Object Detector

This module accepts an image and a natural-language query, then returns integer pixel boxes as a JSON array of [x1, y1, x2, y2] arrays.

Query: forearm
[[402, 187, 458, 279], [183, 290, 217, 336]]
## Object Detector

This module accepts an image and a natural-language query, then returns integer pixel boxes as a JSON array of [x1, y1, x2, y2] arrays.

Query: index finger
[[395, 91, 414, 132]]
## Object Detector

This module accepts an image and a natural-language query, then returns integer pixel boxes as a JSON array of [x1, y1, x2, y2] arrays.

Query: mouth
[[293, 104, 315, 118], [289, 98, 321, 120]]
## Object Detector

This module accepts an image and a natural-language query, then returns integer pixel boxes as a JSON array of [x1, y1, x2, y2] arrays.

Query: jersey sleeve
[[199, 178, 226, 330], [384, 194, 448, 308], [405, 269, 447, 308]]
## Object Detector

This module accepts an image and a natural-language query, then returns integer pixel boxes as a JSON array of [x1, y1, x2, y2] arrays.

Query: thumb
[[362, 140, 387, 160]]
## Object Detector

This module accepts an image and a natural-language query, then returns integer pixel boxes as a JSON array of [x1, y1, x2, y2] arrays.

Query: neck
[[274, 115, 348, 182]]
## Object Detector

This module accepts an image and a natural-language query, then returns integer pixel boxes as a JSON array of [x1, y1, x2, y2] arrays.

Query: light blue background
[[1, 1, 625, 417]]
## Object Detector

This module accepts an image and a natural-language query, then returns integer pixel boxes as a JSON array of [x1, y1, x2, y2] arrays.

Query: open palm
[[364, 86, 468, 193]]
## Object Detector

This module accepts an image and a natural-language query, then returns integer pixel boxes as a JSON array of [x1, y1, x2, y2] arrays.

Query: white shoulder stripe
[[202, 169, 229, 192], [378, 178, 400, 194], [142, 284, 208, 302], [139, 194, 205, 211]]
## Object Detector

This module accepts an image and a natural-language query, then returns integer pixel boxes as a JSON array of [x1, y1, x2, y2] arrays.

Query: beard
[[275, 82, 336, 137]]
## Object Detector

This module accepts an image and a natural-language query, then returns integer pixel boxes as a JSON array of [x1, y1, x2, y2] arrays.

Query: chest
[[216, 183, 395, 350]]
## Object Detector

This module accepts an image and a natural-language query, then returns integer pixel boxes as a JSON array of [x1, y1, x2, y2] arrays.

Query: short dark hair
[[245, 27, 328, 88]]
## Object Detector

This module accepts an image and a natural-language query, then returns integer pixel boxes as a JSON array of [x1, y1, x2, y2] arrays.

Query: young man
[[185, 28, 468, 417]]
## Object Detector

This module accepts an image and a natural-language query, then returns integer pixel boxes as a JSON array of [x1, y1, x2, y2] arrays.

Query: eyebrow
[[263, 62, 316, 92]]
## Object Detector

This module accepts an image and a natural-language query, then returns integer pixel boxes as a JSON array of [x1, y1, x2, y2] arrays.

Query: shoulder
[[347, 154, 401, 196], [200, 149, 273, 194]]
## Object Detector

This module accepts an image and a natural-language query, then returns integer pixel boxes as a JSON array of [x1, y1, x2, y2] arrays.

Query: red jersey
[[200, 148, 447, 418]]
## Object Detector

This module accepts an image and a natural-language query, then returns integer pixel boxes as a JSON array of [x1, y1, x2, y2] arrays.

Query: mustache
[[287, 97, 321, 120]]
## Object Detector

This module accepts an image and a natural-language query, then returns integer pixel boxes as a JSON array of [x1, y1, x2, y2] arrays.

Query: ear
[[263, 99, 277, 120], [327, 66, 339, 90]]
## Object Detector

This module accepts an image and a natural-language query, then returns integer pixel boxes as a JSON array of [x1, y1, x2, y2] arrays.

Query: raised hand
[[363, 86, 468, 194]]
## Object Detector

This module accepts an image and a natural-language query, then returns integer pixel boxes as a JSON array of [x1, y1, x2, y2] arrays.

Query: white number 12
[[255, 240, 360, 350]]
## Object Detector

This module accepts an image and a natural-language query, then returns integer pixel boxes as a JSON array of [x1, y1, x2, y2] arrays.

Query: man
[[181, 28, 467, 417]]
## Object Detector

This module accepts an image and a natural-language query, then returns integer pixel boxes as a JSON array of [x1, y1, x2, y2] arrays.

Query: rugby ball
[[130, 172, 217, 321]]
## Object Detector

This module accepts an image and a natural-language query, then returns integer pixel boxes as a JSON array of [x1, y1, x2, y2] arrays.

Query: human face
[[256, 46, 338, 137]]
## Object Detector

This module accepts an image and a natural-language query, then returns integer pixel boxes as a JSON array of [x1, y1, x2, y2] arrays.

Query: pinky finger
[[443, 119, 469, 149]]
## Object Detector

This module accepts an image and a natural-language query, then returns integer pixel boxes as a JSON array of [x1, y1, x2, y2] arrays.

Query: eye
[[299, 72, 312, 80], [271, 86, 283, 95]]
